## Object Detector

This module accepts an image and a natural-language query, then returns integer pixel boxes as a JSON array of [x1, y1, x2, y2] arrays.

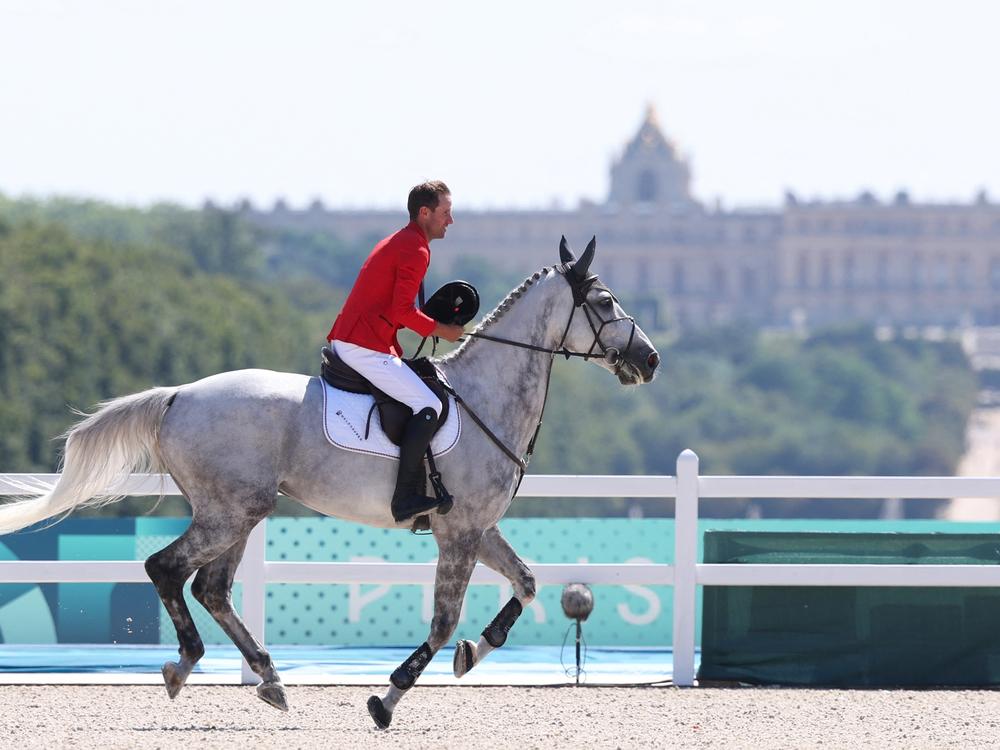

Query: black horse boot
[[391, 407, 442, 522]]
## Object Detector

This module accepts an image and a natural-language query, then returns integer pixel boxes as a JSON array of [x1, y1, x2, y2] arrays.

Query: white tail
[[0, 387, 178, 535]]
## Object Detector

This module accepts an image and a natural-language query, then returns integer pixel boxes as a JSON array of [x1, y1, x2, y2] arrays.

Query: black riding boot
[[391, 407, 442, 522]]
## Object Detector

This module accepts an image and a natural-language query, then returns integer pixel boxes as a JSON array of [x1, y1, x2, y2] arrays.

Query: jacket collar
[[405, 220, 429, 243]]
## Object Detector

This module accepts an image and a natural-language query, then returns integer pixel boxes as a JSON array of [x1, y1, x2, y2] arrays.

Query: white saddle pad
[[321, 381, 461, 460]]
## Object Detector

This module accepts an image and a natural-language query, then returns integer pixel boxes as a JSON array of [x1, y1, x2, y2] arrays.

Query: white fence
[[3, 449, 1000, 687]]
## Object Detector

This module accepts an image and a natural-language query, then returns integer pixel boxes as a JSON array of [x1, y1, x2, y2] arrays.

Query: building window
[[797, 255, 809, 289], [956, 256, 971, 289], [741, 267, 757, 298], [990, 259, 1000, 290], [932, 257, 949, 289], [843, 253, 856, 289], [637, 170, 658, 203], [911, 253, 923, 289], [672, 261, 686, 293], [876, 253, 889, 290], [603, 266, 616, 288], [712, 266, 727, 294], [820, 255, 832, 290], [637, 259, 650, 293]]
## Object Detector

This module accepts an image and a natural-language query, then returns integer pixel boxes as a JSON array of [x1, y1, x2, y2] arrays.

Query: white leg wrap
[[382, 684, 405, 711], [474, 636, 495, 663]]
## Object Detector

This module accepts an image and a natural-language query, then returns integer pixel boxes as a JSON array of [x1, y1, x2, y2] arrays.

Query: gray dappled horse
[[0, 237, 659, 728]]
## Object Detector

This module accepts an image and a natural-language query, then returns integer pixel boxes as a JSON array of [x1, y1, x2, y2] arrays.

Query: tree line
[[0, 196, 977, 517]]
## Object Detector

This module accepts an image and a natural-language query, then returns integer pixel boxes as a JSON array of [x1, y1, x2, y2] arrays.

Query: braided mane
[[441, 267, 554, 363]]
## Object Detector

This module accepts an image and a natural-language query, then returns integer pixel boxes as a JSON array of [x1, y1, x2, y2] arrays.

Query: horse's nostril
[[647, 352, 659, 371]]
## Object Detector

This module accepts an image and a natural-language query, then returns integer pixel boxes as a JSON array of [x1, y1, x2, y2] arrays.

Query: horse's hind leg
[[367, 528, 482, 729], [191, 535, 288, 711], [453, 525, 535, 678], [145, 493, 275, 699]]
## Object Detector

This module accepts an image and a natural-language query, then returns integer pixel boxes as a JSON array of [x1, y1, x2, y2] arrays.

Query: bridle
[[463, 266, 638, 374], [431, 264, 639, 490]]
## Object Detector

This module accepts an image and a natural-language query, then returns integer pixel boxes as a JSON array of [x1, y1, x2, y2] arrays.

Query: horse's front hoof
[[256, 681, 289, 711], [367, 695, 393, 729], [453, 639, 476, 678], [161, 661, 186, 699]]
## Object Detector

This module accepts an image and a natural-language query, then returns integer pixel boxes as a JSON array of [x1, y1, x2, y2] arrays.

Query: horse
[[0, 236, 660, 728]]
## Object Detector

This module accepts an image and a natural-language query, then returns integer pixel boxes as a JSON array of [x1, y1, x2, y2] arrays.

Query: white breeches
[[332, 340, 441, 417]]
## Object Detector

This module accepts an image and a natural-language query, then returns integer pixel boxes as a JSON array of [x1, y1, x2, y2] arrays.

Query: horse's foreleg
[[191, 532, 287, 711], [367, 529, 482, 729], [453, 525, 536, 678]]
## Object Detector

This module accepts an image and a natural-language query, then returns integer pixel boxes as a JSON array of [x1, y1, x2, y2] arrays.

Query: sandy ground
[[942, 407, 1000, 521], [3, 684, 1000, 749]]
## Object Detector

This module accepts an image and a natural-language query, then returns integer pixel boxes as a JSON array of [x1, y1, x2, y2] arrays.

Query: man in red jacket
[[327, 181, 464, 522]]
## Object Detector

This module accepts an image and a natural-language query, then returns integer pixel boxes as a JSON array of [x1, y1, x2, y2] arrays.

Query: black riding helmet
[[421, 280, 480, 326]]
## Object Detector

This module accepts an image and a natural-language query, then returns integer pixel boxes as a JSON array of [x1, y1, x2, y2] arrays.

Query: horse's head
[[556, 236, 659, 385]]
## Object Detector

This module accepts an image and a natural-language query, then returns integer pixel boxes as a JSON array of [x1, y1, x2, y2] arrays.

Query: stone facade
[[243, 108, 1000, 330]]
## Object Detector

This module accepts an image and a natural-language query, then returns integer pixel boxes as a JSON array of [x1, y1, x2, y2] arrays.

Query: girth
[[320, 347, 450, 447]]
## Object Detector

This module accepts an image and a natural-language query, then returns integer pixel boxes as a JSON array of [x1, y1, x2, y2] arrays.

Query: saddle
[[320, 347, 451, 446]]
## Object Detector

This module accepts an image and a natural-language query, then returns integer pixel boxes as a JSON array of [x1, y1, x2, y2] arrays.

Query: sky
[[1, 0, 998, 212]]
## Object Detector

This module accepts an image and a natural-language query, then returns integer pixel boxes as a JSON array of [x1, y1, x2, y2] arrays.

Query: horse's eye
[[599, 294, 614, 308]]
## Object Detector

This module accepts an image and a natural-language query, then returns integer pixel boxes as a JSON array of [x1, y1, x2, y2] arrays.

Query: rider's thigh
[[332, 340, 440, 417]]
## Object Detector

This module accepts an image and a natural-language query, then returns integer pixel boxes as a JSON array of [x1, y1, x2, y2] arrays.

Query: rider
[[327, 180, 464, 523]]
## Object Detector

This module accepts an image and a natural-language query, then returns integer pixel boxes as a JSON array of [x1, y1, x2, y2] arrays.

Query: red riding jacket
[[326, 221, 437, 356]]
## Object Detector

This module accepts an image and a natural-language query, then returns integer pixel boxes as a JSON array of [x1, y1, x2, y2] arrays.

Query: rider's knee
[[413, 395, 441, 419], [412, 390, 441, 417]]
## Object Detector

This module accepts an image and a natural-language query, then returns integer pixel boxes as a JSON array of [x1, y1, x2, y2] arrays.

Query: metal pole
[[672, 449, 699, 687], [238, 519, 268, 685], [575, 620, 582, 685]]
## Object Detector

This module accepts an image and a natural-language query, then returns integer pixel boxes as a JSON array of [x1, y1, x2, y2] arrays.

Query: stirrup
[[428, 468, 454, 516], [410, 515, 432, 534]]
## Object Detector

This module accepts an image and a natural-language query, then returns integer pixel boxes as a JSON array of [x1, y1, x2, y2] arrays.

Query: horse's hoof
[[367, 695, 393, 729], [161, 661, 185, 699], [453, 639, 476, 678], [256, 681, 289, 712]]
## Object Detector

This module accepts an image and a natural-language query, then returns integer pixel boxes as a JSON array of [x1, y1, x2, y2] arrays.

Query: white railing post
[[672, 449, 699, 687], [238, 519, 268, 685]]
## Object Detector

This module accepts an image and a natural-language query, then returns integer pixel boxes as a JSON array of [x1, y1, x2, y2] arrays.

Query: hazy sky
[[2, 0, 998, 211]]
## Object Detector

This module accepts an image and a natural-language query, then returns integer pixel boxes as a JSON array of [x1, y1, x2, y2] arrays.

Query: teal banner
[[0, 517, 673, 647]]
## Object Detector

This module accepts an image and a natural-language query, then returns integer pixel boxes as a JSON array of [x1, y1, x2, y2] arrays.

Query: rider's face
[[422, 195, 453, 241]]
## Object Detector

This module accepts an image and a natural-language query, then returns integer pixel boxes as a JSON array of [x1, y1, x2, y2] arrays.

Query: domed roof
[[607, 105, 697, 211], [622, 104, 677, 160]]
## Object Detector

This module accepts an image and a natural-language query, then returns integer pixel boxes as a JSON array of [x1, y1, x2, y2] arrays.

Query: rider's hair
[[407, 181, 450, 221]]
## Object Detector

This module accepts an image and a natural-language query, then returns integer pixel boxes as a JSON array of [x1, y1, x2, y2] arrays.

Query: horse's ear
[[576, 236, 597, 277], [559, 235, 576, 264]]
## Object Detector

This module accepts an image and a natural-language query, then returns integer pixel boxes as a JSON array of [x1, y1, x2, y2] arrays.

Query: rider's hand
[[433, 322, 465, 343]]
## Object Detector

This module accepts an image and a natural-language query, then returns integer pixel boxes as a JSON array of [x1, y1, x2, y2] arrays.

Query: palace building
[[244, 107, 1000, 330]]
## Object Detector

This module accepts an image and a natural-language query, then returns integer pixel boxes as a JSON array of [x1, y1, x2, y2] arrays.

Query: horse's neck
[[440, 272, 570, 458]]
